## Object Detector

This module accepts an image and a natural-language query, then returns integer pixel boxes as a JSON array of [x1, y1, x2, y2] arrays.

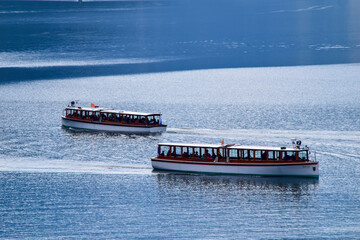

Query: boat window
[[95, 112, 100, 121], [249, 150, 254, 160], [268, 151, 275, 160], [275, 151, 280, 160], [89, 111, 94, 120], [108, 113, 114, 121], [229, 149, 238, 159], [211, 148, 217, 159], [288, 151, 296, 160], [147, 116, 154, 124], [203, 148, 212, 159], [218, 148, 224, 159], [282, 151, 295, 160], [101, 112, 107, 121], [76, 110, 81, 117], [261, 151, 267, 160], [193, 147, 200, 158], [82, 111, 87, 119], [160, 146, 170, 156], [254, 151, 262, 160], [122, 115, 129, 123], [182, 147, 188, 157], [130, 115, 135, 123], [188, 147, 193, 157], [154, 115, 160, 125], [299, 151, 307, 160], [241, 150, 248, 159], [172, 146, 181, 157]]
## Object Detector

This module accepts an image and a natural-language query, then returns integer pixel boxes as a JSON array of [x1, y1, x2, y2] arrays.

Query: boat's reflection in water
[[153, 170, 319, 198], [61, 126, 163, 137]]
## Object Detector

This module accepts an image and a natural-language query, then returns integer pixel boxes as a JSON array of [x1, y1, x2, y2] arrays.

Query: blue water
[[1, 1, 360, 239]]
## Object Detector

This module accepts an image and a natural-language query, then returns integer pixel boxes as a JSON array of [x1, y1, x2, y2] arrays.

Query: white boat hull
[[62, 117, 166, 133], [151, 158, 319, 177]]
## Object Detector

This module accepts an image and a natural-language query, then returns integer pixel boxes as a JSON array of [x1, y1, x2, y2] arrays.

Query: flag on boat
[[221, 139, 224, 145], [91, 103, 95, 108]]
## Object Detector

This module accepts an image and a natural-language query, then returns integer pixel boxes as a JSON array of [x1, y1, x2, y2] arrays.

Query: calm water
[[1, 1, 360, 239]]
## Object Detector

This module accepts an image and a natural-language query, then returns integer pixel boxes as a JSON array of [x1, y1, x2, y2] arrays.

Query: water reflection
[[153, 170, 319, 199], [61, 125, 163, 137]]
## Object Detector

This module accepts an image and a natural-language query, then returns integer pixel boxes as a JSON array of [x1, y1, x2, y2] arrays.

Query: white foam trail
[[0, 54, 172, 68], [272, 5, 333, 13], [0, 157, 152, 175]]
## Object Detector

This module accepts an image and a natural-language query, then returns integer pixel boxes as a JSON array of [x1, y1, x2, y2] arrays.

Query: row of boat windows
[[158, 146, 308, 161], [66, 110, 160, 125]]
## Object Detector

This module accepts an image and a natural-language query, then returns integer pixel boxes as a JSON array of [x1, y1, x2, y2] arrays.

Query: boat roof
[[158, 142, 224, 148], [228, 145, 304, 151], [65, 106, 160, 116], [158, 142, 307, 151]]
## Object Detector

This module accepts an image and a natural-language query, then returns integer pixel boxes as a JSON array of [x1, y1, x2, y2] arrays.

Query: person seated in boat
[[194, 151, 199, 158], [172, 150, 177, 157], [102, 113, 107, 121], [212, 152, 216, 159], [183, 151, 188, 158], [261, 151, 266, 160], [204, 150, 211, 159], [160, 151, 165, 156], [166, 150, 171, 156]]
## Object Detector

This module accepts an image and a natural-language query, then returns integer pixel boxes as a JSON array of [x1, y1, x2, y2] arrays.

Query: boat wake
[[0, 156, 152, 175]]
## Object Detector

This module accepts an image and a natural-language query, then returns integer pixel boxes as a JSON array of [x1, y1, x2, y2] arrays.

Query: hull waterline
[[62, 117, 166, 133], [151, 158, 319, 177]]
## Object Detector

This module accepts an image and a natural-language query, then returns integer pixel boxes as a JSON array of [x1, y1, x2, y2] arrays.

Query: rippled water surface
[[1, 64, 360, 239], [1, 0, 360, 239]]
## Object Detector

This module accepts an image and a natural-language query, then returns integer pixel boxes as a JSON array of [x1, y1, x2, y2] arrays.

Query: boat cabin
[[157, 143, 310, 162], [64, 106, 163, 126]]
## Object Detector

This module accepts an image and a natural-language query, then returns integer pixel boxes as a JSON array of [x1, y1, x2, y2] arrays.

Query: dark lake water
[[1, 0, 360, 239]]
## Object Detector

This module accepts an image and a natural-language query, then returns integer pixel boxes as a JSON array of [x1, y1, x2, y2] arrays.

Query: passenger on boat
[[102, 113, 107, 120], [160, 151, 165, 156]]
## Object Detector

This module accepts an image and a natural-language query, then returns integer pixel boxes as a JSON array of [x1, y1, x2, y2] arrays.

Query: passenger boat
[[151, 139, 319, 177], [61, 101, 167, 133]]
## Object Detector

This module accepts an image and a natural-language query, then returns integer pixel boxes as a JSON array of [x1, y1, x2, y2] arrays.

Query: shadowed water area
[[0, 0, 360, 239], [1, 0, 360, 82]]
